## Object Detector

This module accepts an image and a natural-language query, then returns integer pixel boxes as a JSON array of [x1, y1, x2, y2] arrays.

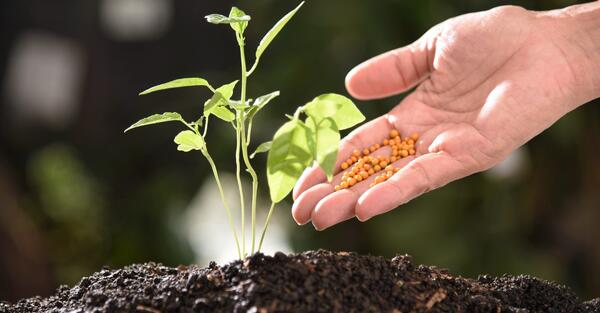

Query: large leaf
[[211, 106, 235, 122], [303, 93, 365, 130], [139, 78, 213, 95], [205, 14, 250, 25], [124, 112, 183, 133], [307, 117, 340, 181], [173, 130, 205, 152], [250, 141, 272, 159], [247, 91, 280, 119], [253, 2, 304, 67], [267, 120, 313, 203], [229, 7, 248, 34]]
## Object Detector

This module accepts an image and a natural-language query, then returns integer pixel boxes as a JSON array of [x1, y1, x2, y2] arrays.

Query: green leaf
[[267, 119, 313, 203], [229, 98, 253, 110], [204, 93, 226, 117], [212, 106, 235, 122], [247, 91, 280, 119], [229, 7, 248, 34], [205, 14, 251, 25], [173, 130, 205, 152], [302, 93, 365, 130], [124, 112, 183, 133], [215, 80, 239, 100], [253, 2, 304, 68], [307, 117, 340, 181], [250, 141, 272, 159], [253, 91, 280, 109], [203, 81, 239, 117], [139, 78, 213, 95]]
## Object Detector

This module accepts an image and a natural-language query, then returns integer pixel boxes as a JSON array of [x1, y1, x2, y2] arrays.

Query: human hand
[[292, 4, 600, 230]]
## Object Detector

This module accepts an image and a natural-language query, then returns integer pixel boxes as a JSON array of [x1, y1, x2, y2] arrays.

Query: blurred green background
[[1, 0, 598, 302]]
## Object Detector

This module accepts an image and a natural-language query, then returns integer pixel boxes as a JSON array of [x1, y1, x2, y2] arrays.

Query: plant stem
[[234, 117, 246, 257], [246, 119, 253, 146], [239, 121, 258, 254], [202, 117, 209, 137], [237, 34, 259, 255], [202, 149, 241, 259], [257, 201, 276, 252]]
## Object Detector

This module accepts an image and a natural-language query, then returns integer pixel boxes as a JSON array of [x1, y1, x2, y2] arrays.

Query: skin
[[292, 2, 600, 230]]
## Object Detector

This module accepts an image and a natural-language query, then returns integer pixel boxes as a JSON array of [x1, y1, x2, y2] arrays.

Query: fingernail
[[356, 214, 371, 222], [311, 221, 325, 231]]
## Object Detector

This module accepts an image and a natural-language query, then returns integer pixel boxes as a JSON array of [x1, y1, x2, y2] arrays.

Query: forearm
[[541, 2, 600, 105]]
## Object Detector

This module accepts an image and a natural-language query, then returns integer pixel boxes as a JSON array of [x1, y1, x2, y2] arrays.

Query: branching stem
[[237, 33, 259, 255]]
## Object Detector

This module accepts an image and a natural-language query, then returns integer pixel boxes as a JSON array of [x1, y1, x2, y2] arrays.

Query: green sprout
[[125, 2, 365, 259]]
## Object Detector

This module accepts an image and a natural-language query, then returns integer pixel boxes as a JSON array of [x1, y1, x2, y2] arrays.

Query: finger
[[311, 153, 416, 230], [292, 116, 394, 200], [311, 190, 357, 231], [292, 183, 333, 225], [345, 37, 433, 100], [356, 151, 468, 221], [292, 163, 326, 201], [294, 146, 395, 226]]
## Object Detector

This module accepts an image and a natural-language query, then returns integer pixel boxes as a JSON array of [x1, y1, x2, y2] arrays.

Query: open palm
[[291, 6, 592, 230]]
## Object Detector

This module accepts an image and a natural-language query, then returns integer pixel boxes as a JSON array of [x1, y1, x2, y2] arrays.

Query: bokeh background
[[1, 0, 599, 302]]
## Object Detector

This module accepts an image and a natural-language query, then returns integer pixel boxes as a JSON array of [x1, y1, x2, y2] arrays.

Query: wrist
[[539, 2, 600, 106]]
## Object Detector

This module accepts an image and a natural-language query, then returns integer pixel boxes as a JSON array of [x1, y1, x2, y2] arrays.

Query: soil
[[1, 250, 598, 313]]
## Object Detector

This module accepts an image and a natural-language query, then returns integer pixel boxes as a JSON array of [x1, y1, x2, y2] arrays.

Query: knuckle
[[406, 161, 433, 192], [491, 5, 526, 16]]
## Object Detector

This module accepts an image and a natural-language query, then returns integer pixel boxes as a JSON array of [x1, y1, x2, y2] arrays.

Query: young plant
[[125, 2, 364, 259]]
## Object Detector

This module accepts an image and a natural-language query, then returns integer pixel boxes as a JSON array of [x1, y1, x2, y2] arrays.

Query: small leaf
[[250, 141, 272, 159], [267, 119, 313, 203], [254, 2, 304, 66], [307, 117, 340, 181], [124, 112, 183, 133], [194, 116, 204, 127], [204, 93, 226, 117], [212, 106, 235, 122], [215, 80, 239, 100], [174, 130, 205, 152], [303, 93, 365, 130], [203, 81, 239, 117], [247, 91, 280, 119], [229, 7, 248, 34], [205, 14, 251, 25], [139, 78, 213, 95], [253, 91, 280, 109], [229, 98, 253, 110]]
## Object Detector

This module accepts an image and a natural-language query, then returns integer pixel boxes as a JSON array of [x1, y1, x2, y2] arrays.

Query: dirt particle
[[1, 250, 597, 313]]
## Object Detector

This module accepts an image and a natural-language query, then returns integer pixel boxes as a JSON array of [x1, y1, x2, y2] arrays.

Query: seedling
[[125, 2, 365, 259]]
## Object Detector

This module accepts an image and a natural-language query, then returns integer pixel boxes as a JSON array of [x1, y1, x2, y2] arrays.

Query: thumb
[[345, 36, 434, 100]]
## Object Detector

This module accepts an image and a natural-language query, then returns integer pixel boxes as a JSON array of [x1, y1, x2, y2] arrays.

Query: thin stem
[[234, 116, 246, 257], [182, 120, 197, 133], [257, 202, 276, 252], [239, 121, 258, 254], [237, 33, 259, 255], [202, 117, 209, 138], [246, 59, 258, 77], [246, 119, 253, 146], [202, 149, 241, 259]]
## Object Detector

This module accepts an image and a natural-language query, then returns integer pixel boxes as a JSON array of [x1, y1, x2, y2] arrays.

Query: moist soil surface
[[1, 250, 598, 313]]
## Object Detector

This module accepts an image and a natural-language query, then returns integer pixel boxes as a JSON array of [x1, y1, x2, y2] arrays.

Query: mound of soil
[[1, 250, 598, 313]]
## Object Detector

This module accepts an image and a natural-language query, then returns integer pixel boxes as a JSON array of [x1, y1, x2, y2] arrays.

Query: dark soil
[[1, 250, 598, 313]]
